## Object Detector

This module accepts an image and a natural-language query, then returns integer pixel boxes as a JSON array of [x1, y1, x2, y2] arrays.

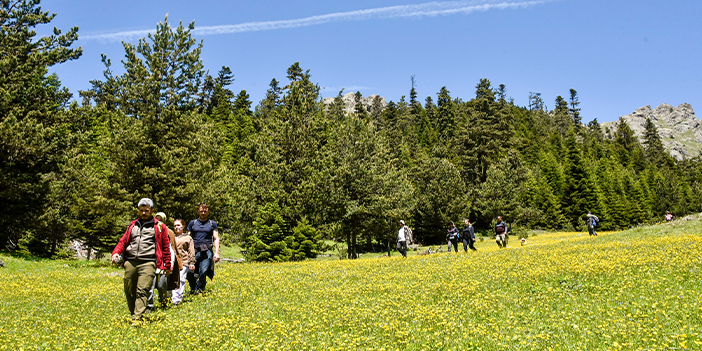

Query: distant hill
[[603, 103, 702, 160]]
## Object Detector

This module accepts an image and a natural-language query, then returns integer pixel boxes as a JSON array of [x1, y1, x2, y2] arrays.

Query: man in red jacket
[[112, 198, 172, 320]]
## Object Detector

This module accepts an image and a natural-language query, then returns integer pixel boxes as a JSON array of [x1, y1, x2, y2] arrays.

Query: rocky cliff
[[603, 103, 702, 160], [321, 92, 387, 116]]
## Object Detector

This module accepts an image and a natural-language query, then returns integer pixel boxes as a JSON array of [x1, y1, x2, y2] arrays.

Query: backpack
[[403, 226, 413, 243]]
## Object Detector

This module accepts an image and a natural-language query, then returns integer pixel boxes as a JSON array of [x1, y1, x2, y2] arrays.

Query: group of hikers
[[111, 199, 220, 321], [395, 217, 479, 258], [397, 212, 605, 256]]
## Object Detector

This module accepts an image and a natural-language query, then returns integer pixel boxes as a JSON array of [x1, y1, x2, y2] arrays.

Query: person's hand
[[214, 252, 221, 263], [111, 254, 120, 263], [166, 269, 172, 275], [189, 265, 195, 271]]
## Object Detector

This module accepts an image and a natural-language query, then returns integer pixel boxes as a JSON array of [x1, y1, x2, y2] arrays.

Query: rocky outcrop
[[604, 103, 702, 160], [321, 92, 387, 116]]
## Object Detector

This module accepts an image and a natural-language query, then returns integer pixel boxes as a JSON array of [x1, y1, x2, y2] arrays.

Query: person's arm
[[187, 237, 195, 271], [470, 226, 475, 240], [159, 226, 172, 274], [169, 246, 175, 271], [111, 224, 132, 263], [213, 229, 220, 262]]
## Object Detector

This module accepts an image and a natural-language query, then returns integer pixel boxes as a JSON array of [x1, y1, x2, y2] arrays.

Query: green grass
[[1, 215, 701, 350]]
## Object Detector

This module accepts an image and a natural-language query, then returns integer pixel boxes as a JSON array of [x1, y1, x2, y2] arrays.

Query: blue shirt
[[188, 218, 218, 248]]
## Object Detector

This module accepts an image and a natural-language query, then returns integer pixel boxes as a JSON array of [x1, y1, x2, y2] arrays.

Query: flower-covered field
[[2, 216, 702, 350]]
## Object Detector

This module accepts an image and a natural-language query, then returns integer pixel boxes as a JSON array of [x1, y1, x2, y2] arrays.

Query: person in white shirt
[[397, 220, 408, 257]]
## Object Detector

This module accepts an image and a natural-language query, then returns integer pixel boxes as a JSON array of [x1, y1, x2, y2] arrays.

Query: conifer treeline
[[2, 6, 701, 259]]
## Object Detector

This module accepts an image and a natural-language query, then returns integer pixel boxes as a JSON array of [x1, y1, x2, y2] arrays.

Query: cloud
[[82, 0, 554, 42]]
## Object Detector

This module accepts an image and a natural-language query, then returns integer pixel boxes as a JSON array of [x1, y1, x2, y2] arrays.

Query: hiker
[[147, 212, 181, 309], [665, 211, 673, 222], [586, 211, 599, 236], [111, 198, 172, 320], [462, 219, 477, 252], [446, 222, 459, 252], [495, 216, 508, 248], [397, 220, 408, 257], [171, 219, 195, 305], [186, 203, 220, 294]]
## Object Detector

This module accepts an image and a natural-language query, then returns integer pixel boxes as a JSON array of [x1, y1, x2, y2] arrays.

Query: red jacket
[[112, 217, 172, 271]]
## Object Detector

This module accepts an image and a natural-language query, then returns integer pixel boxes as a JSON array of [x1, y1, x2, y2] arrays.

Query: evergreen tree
[[475, 78, 496, 102], [0, 0, 81, 250], [614, 118, 645, 168], [562, 129, 600, 229], [473, 151, 530, 227], [553, 95, 571, 136], [409, 75, 420, 114], [435, 86, 455, 138], [198, 66, 235, 115], [326, 89, 346, 121], [255, 78, 282, 127], [453, 79, 514, 183], [642, 117, 673, 167], [528, 92, 545, 112], [497, 84, 508, 106], [354, 91, 368, 119], [410, 157, 466, 244], [369, 95, 385, 125], [569, 88, 582, 130], [82, 16, 203, 117]]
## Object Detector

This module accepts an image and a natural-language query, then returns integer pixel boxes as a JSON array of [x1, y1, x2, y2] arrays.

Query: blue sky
[[41, 0, 701, 123]]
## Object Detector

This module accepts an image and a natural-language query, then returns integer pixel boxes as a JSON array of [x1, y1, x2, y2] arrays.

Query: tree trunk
[[346, 232, 352, 259], [351, 230, 357, 259]]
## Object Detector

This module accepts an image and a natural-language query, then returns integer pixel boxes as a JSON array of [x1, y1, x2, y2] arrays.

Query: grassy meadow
[[1, 216, 702, 350]]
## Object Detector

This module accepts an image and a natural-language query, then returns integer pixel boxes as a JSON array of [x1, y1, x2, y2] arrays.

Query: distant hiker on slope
[[462, 219, 477, 252], [586, 211, 599, 236], [397, 220, 408, 258], [665, 211, 673, 222], [495, 216, 509, 248], [446, 222, 459, 253]]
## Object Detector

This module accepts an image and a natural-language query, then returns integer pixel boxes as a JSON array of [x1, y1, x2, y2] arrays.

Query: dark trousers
[[397, 240, 407, 257], [462, 238, 477, 252], [588, 226, 597, 236], [188, 249, 213, 293], [447, 238, 458, 252]]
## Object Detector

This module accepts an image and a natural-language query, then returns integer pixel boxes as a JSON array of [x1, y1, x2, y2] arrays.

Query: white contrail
[[82, 0, 554, 42]]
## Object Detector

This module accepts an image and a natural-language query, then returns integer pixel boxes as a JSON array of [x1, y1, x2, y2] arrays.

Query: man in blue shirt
[[186, 203, 220, 294]]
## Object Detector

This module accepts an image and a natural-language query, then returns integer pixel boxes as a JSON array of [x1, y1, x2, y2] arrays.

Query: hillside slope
[[1, 215, 701, 350]]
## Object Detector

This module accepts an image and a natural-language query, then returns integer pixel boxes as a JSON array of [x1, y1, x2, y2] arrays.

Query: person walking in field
[[397, 220, 408, 258], [187, 203, 221, 294], [495, 216, 508, 248], [171, 219, 195, 305], [586, 211, 599, 236], [111, 198, 172, 320], [446, 222, 459, 252], [462, 219, 477, 252], [147, 212, 181, 309]]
